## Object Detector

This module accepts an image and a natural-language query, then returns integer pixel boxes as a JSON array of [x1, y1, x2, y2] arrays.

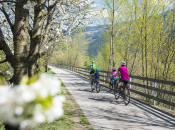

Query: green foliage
[[79, 114, 89, 125], [0, 73, 8, 85], [48, 71, 56, 75], [0, 51, 13, 80], [41, 66, 46, 73], [20, 73, 40, 85], [84, 56, 91, 68], [50, 32, 89, 67], [0, 119, 5, 130]]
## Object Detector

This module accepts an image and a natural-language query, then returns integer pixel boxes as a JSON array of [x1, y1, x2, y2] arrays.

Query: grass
[[79, 114, 89, 125], [35, 116, 75, 130], [65, 110, 72, 116], [65, 103, 71, 107], [66, 90, 71, 95], [48, 71, 56, 75]]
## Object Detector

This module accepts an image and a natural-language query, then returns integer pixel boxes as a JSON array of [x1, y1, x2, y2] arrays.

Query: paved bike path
[[50, 66, 175, 130]]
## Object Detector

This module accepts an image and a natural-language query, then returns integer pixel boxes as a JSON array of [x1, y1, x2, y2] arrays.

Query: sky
[[87, 0, 104, 26], [88, 0, 175, 26]]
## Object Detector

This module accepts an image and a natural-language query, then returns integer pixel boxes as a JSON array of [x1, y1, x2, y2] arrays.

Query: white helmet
[[121, 61, 126, 66], [112, 67, 116, 71]]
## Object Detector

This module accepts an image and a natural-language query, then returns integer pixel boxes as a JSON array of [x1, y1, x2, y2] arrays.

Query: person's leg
[[110, 77, 113, 85], [90, 71, 92, 78], [118, 79, 122, 91], [114, 78, 118, 89], [94, 79, 96, 89]]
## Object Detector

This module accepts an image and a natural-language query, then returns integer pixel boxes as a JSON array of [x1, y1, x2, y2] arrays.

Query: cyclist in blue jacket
[[91, 68, 99, 90]]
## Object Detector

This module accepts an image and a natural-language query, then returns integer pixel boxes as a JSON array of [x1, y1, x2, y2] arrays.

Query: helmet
[[96, 68, 99, 72], [112, 67, 116, 71], [92, 61, 95, 64], [121, 61, 126, 66]]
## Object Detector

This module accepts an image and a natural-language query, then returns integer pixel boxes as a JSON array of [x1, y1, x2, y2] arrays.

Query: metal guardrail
[[53, 64, 175, 107]]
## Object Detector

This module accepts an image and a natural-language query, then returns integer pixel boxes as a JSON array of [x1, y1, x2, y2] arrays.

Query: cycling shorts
[[94, 78, 99, 83], [110, 77, 118, 81], [119, 79, 129, 85], [90, 70, 95, 74]]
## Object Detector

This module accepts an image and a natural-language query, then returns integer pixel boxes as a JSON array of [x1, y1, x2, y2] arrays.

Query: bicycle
[[109, 78, 118, 90], [114, 81, 130, 105]]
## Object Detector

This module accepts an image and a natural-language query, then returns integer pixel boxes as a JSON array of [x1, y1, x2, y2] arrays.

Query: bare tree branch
[[0, 59, 7, 64], [0, 27, 14, 68], [0, 6, 14, 33]]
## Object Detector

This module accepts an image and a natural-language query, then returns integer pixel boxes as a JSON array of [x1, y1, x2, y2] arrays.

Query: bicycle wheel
[[96, 82, 100, 93], [114, 83, 118, 95], [91, 80, 94, 91], [123, 87, 130, 105], [114, 84, 120, 100]]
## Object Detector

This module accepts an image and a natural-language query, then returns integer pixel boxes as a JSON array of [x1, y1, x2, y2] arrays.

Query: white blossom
[[23, 1, 37, 9], [0, 74, 65, 129], [14, 106, 23, 116]]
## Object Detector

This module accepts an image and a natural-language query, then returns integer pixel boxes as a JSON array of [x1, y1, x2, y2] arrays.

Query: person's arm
[[108, 72, 111, 76], [114, 70, 119, 77], [91, 73, 95, 76], [88, 65, 91, 71]]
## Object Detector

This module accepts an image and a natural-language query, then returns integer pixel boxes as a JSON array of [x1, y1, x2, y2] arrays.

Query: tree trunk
[[112, 0, 115, 67], [28, 4, 45, 77], [13, 0, 29, 85], [5, 124, 19, 130]]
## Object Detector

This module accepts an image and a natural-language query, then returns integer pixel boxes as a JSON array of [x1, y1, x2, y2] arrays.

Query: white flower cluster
[[0, 74, 65, 129], [23, 1, 37, 9]]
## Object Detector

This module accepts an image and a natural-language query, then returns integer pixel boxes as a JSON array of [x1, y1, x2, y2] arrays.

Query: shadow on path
[[51, 67, 175, 130]]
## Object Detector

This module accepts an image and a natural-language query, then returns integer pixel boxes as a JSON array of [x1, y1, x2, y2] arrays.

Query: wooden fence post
[[83, 69, 84, 77], [153, 82, 157, 105], [87, 69, 88, 78], [104, 73, 105, 84], [130, 78, 132, 94]]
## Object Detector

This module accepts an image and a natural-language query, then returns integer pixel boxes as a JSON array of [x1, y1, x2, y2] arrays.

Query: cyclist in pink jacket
[[108, 67, 118, 85], [114, 61, 129, 90]]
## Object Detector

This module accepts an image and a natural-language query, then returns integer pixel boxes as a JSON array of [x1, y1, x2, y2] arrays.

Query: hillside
[[82, 26, 106, 57], [82, 9, 174, 57]]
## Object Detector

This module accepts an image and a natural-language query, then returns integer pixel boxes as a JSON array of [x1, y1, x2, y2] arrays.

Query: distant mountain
[[82, 25, 106, 57]]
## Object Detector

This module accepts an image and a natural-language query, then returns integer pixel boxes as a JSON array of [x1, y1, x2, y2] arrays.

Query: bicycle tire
[[123, 87, 130, 105], [91, 80, 94, 91], [96, 83, 100, 93], [114, 83, 120, 100], [114, 82, 117, 95]]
